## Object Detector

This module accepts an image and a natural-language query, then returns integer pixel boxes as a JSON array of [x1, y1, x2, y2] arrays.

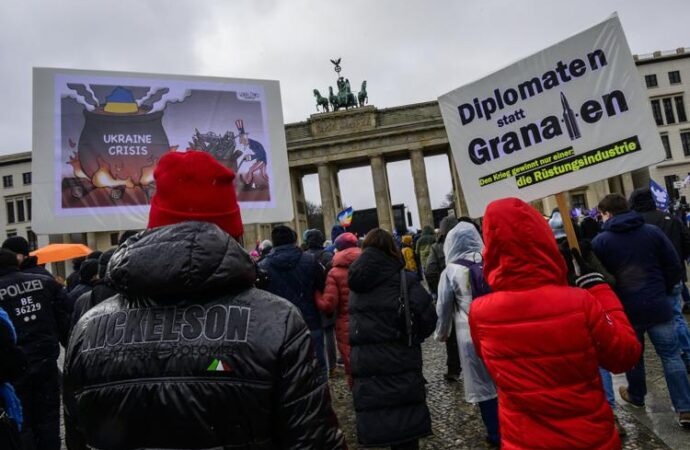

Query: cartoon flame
[[139, 157, 158, 187], [91, 158, 134, 189], [67, 152, 89, 180]]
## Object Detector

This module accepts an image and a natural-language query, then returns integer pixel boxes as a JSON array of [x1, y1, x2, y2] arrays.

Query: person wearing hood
[[319, 232, 361, 387], [64, 151, 345, 450], [593, 193, 690, 427], [401, 235, 418, 274], [348, 228, 436, 449], [258, 225, 329, 375], [630, 187, 690, 372], [1, 236, 52, 279], [469, 198, 641, 449], [415, 226, 435, 275], [434, 222, 499, 447], [0, 247, 70, 450], [425, 216, 462, 381]]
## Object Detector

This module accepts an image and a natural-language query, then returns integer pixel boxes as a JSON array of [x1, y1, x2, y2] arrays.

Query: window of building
[[2, 175, 13, 188], [669, 71, 682, 85], [27, 230, 37, 251], [26, 198, 31, 221], [665, 174, 680, 200], [6, 230, 16, 238], [571, 193, 587, 211], [6, 202, 15, 224], [22, 172, 31, 185], [645, 74, 658, 88], [661, 133, 672, 159], [682, 131, 690, 157], [110, 233, 119, 246], [675, 96, 687, 122], [16, 200, 24, 223], [664, 98, 676, 124], [651, 99, 663, 125]]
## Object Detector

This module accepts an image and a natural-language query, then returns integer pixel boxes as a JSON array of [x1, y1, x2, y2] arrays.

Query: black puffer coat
[[64, 222, 345, 450], [348, 247, 436, 447]]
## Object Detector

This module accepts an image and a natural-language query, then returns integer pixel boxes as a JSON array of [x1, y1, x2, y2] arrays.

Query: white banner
[[439, 14, 664, 217], [32, 68, 292, 234]]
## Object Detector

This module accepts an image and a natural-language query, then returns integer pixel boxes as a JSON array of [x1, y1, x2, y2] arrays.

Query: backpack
[[453, 258, 491, 299]]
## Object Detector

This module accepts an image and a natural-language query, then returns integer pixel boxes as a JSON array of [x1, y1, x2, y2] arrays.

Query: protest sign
[[32, 68, 292, 234], [439, 14, 665, 217]]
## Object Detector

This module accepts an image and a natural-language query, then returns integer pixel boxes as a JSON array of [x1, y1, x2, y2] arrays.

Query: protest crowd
[[2, 150, 690, 450]]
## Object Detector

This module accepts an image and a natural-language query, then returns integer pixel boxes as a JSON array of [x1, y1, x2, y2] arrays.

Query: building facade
[[635, 48, 690, 201]]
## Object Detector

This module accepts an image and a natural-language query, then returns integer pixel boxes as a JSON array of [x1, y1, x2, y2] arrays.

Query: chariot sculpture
[[313, 58, 368, 112]]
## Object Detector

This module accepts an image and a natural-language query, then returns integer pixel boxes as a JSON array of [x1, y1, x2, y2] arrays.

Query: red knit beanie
[[147, 151, 243, 239]]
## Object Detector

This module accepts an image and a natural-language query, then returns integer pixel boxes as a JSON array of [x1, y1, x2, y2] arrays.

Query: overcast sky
[[1, 0, 688, 228]]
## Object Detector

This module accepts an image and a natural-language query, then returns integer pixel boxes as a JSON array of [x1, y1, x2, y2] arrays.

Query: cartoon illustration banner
[[438, 14, 665, 217], [33, 68, 292, 233]]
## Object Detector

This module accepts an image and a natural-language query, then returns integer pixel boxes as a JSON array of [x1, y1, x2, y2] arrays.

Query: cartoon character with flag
[[234, 119, 268, 190], [650, 179, 670, 212], [337, 207, 353, 228]]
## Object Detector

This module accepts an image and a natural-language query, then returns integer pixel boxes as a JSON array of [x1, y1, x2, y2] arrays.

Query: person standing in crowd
[[434, 222, 499, 447], [66, 257, 85, 292], [0, 248, 70, 450], [401, 235, 418, 274], [415, 226, 435, 277], [66, 259, 98, 309], [2, 236, 51, 278], [425, 216, 461, 382], [592, 193, 690, 427], [258, 239, 273, 263], [0, 304, 26, 449], [348, 228, 437, 450], [319, 232, 360, 387], [326, 225, 346, 253], [470, 198, 641, 449], [64, 151, 345, 449], [305, 229, 338, 375], [630, 187, 690, 372], [259, 225, 329, 375], [70, 249, 117, 329]]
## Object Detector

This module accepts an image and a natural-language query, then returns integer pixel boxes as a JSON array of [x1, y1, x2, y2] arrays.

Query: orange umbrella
[[30, 244, 92, 265]]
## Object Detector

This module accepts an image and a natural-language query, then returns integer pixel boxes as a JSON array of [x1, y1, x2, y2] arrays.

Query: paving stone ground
[[328, 339, 673, 449]]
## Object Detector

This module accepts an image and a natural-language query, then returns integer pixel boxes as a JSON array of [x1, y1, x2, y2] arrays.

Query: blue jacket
[[258, 245, 325, 331], [592, 211, 681, 327]]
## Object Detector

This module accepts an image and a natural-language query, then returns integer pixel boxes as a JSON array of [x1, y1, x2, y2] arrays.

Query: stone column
[[318, 163, 337, 233], [290, 168, 308, 238], [621, 172, 636, 197], [447, 151, 468, 217], [409, 147, 434, 229], [608, 175, 624, 195], [86, 232, 97, 250], [370, 155, 395, 232]]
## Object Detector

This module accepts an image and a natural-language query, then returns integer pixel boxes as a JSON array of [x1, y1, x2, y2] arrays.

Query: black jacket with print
[[64, 221, 345, 450]]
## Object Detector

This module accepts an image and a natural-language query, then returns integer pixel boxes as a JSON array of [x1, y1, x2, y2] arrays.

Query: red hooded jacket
[[319, 246, 361, 385], [469, 198, 641, 450]]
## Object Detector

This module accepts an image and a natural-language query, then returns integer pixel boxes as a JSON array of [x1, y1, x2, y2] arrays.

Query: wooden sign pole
[[555, 192, 581, 252]]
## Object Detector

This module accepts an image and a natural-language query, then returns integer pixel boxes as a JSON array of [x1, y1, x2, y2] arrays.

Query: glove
[[571, 248, 606, 289]]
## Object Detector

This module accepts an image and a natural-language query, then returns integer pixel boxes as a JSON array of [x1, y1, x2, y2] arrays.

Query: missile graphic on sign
[[561, 92, 581, 141]]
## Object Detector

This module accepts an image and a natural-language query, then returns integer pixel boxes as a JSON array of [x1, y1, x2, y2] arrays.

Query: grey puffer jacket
[[64, 221, 345, 450]]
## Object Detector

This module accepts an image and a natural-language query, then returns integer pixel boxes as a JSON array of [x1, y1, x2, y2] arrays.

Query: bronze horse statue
[[358, 80, 368, 107], [313, 89, 330, 112]]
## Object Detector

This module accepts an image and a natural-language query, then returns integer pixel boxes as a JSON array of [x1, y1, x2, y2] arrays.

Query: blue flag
[[650, 179, 670, 212]]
